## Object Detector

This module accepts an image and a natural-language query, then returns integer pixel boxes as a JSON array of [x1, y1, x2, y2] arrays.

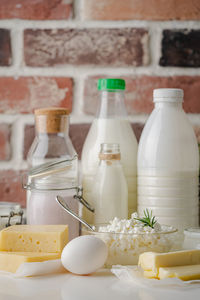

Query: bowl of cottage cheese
[[82, 212, 183, 267]]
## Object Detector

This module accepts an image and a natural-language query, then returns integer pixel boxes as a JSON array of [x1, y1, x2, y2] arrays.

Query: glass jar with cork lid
[[25, 107, 80, 240]]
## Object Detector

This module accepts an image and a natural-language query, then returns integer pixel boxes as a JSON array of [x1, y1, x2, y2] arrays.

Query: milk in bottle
[[138, 89, 199, 230], [92, 143, 128, 224], [81, 79, 138, 223]]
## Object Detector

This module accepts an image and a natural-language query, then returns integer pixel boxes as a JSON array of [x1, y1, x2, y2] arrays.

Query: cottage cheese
[[98, 212, 162, 234], [95, 213, 183, 267]]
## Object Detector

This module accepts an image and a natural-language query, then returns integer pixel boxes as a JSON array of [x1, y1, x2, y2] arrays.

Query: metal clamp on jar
[[23, 159, 94, 241], [0, 202, 23, 229]]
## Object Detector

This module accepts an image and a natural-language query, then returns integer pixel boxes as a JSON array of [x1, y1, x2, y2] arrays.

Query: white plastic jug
[[138, 88, 199, 230]]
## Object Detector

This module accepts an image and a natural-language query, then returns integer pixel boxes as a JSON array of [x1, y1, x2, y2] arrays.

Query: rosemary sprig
[[134, 209, 157, 229]]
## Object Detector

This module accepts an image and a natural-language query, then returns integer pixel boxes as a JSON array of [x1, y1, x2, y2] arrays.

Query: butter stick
[[139, 250, 200, 277], [159, 265, 200, 281], [139, 250, 200, 270], [143, 270, 158, 279]]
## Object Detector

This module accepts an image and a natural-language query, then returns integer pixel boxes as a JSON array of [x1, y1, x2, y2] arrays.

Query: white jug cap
[[153, 88, 184, 102]]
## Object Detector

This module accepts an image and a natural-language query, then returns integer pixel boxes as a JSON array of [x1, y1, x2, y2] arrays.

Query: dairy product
[[82, 118, 138, 223], [138, 172, 199, 229], [92, 143, 128, 223], [83, 213, 182, 267], [0, 225, 68, 253], [143, 270, 157, 279], [138, 176, 199, 230], [98, 212, 162, 234], [0, 252, 61, 273], [138, 249, 200, 277], [158, 265, 200, 280], [138, 89, 199, 230]]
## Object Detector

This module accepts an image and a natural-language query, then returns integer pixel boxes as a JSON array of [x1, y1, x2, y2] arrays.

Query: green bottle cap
[[97, 78, 125, 91]]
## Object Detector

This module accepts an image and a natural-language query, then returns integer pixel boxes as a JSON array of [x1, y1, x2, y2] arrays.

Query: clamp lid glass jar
[[0, 202, 23, 229], [23, 158, 94, 241]]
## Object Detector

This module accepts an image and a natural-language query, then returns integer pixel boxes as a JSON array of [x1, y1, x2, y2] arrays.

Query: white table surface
[[0, 269, 200, 300]]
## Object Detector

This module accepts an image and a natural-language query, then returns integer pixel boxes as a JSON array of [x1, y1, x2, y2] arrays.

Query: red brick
[[24, 28, 149, 67], [131, 123, 144, 142], [194, 126, 200, 144], [0, 124, 11, 161], [0, 29, 11, 66], [0, 77, 73, 114], [160, 30, 200, 67], [69, 124, 91, 159], [0, 170, 26, 207], [23, 123, 144, 160], [84, 76, 200, 115], [82, 0, 200, 21], [23, 125, 34, 160], [23, 124, 91, 160], [0, 0, 72, 20], [24, 124, 92, 160]]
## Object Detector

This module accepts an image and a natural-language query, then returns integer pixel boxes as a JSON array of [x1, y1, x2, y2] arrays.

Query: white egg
[[61, 235, 108, 275]]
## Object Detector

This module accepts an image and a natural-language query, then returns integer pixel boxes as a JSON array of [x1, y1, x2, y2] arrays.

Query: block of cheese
[[159, 265, 200, 281], [0, 251, 61, 273], [0, 225, 68, 253], [143, 270, 158, 279], [139, 250, 200, 277]]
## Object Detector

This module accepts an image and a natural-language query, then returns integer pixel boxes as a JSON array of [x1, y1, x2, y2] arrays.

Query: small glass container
[[82, 225, 182, 267], [92, 143, 128, 224], [0, 202, 23, 229], [183, 228, 200, 249]]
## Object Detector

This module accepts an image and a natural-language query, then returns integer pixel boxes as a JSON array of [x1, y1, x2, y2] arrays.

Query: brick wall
[[0, 0, 200, 207]]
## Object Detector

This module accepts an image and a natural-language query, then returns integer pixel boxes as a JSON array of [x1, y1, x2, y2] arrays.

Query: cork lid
[[34, 107, 69, 133], [34, 107, 69, 116]]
